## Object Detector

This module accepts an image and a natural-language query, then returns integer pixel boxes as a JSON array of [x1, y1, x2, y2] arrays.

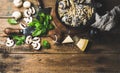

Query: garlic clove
[[23, 1, 31, 8], [12, 11, 22, 20]]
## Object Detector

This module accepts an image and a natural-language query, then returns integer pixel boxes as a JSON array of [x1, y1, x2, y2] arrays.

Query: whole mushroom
[[13, 0, 23, 7], [23, 1, 31, 8], [12, 11, 22, 20]]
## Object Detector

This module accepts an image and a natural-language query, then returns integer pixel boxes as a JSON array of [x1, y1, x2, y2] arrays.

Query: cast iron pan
[[55, 0, 97, 30]]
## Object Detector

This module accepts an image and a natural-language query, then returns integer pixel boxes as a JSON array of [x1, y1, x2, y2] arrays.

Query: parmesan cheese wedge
[[62, 35, 74, 44], [76, 39, 89, 51]]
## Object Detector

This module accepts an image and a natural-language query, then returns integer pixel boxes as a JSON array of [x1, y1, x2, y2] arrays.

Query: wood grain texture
[[0, 53, 120, 73], [0, 0, 120, 73]]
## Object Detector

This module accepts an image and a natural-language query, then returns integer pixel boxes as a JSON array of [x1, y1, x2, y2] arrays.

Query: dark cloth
[[91, 5, 120, 31]]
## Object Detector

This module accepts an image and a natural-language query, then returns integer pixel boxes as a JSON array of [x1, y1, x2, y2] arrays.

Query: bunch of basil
[[28, 12, 54, 37]]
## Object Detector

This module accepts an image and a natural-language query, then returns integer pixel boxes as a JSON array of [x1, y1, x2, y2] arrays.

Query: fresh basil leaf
[[46, 15, 52, 20], [28, 22, 35, 27], [21, 36, 26, 40], [42, 40, 50, 49], [8, 18, 17, 25], [39, 13, 45, 18], [16, 41, 24, 45], [32, 29, 42, 37], [48, 24, 54, 30], [41, 27, 47, 35], [12, 35, 20, 40], [12, 35, 25, 45], [39, 16, 44, 23], [35, 23, 40, 28]]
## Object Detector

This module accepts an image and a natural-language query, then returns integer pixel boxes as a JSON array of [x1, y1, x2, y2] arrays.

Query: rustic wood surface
[[0, 0, 120, 73]]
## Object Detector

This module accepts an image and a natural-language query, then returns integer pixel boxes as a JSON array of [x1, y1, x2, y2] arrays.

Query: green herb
[[32, 29, 42, 37], [48, 24, 54, 30], [28, 12, 54, 37], [12, 35, 25, 45], [8, 18, 17, 25], [42, 40, 50, 49]]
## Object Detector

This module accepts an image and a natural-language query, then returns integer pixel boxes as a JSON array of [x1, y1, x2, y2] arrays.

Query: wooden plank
[[0, 53, 120, 73]]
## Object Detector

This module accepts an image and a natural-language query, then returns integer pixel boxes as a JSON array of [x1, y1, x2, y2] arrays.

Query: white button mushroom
[[13, 0, 23, 7], [12, 11, 22, 20], [23, 1, 31, 8], [6, 38, 15, 47], [31, 42, 41, 50], [32, 37, 41, 43], [25, 36, 33, 45]]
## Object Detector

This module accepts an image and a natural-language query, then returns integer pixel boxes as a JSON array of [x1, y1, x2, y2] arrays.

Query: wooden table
[[0, 0, 120, 73]]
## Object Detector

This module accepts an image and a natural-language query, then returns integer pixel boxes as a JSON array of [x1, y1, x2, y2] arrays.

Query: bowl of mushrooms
[[56, 0, 96, 28]]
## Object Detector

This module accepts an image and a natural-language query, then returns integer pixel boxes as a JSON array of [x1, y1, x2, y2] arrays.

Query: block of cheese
[[62, 35, 74, 44], [76, 39, 89, 51]]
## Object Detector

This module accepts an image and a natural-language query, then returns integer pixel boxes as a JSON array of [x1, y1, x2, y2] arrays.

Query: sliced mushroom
[[25, 36, 33, 44], [31, 7, 36, 14], [23, 1, 31, 8], [19, 23, 27, 29], [24, 10, 31, 17], [31, 42, 41, 50], [12, 11, 22, 20], [52, 35, 58, 43], [28, 8, 33, 15], [59, 1, 67, 9], [6, 38, 15, 47], [32, 37, 41, 43], [23, 17, 32, 23]]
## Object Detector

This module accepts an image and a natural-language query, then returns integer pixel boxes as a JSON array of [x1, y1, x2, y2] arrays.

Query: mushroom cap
[[13, 0, 23, 7], [12, 11, 22, 20], [23, 1, 31, 8]]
